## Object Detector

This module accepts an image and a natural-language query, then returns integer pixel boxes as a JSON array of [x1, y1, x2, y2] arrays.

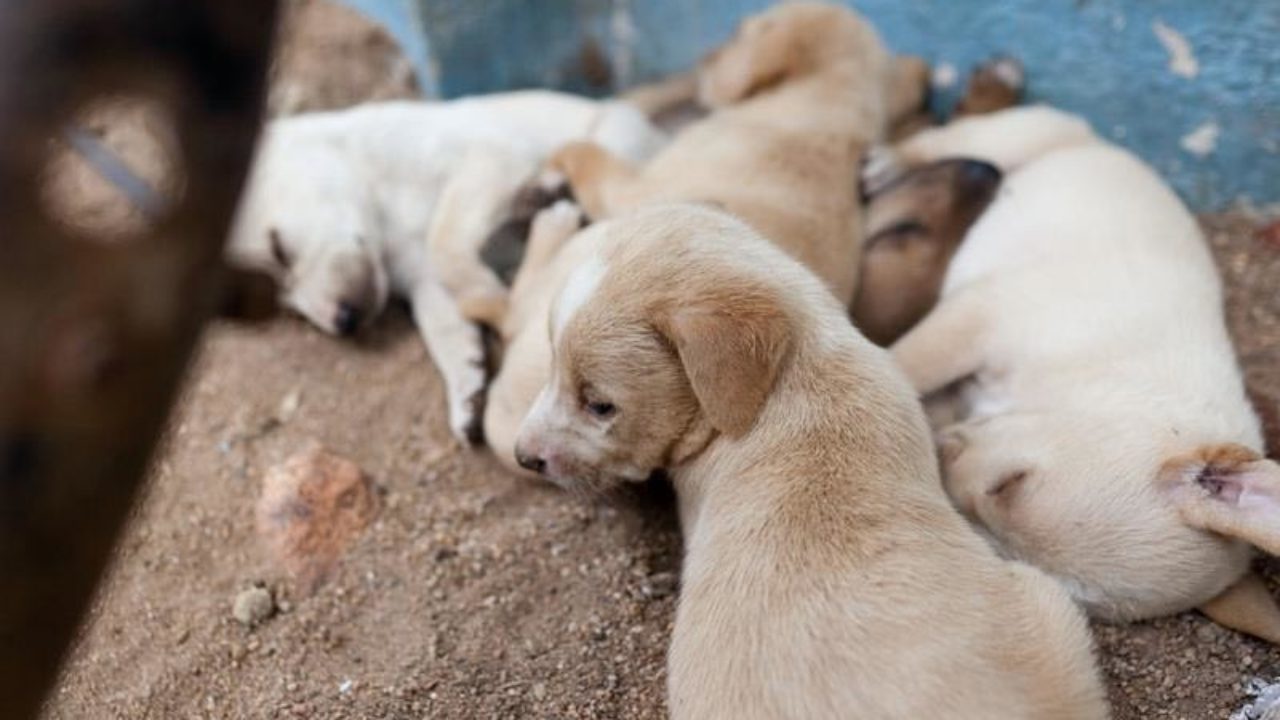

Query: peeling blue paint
[[338, 0, 1279, 209]]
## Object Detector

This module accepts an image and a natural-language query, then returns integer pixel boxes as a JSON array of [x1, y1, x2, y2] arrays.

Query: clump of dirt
[[38, 3, 1280, 719], [257, 443, 381, 590]]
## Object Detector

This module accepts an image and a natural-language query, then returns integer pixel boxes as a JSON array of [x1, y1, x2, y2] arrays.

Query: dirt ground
[[43, 2, 1280, 718]]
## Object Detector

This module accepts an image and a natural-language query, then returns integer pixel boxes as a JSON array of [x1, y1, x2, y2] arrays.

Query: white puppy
[[229, 92, 665, 442], [872, 105, 1280, 641]]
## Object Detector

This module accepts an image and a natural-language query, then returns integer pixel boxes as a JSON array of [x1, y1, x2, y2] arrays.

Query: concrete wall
[[339, 0, 1279, 210]]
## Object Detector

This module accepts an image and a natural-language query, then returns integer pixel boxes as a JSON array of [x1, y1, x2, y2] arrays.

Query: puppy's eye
[[585, 400, 616, 420], [866, 219, 928, 249], [268, 228, 292, 268]]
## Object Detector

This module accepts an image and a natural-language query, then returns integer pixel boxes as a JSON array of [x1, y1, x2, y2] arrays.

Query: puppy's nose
[[515, 448, 546, 475], [333, 302, 364, 337]]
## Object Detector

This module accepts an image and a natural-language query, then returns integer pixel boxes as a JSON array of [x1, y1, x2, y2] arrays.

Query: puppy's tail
[[1199, 572, 1280, 645]]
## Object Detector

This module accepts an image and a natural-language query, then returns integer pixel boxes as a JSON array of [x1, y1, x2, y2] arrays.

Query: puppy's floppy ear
[[1160, 443, 1280, 555], [698, 19, 790, 107], [659, 287, 792, 437]]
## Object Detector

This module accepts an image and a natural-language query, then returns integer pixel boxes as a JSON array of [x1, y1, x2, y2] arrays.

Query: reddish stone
[[256, 444, 378, 591]]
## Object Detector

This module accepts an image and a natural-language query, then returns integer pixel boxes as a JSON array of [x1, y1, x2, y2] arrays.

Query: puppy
[[852, 158, 1002, 346], [542, 1, 908, 308], [512, 204, 1108, 719], [228, 92, 665, 442], [870, 105, 1280, 642]]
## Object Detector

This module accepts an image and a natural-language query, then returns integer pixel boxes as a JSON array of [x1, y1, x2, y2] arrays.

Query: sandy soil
[[43, 2, 1280, 718]]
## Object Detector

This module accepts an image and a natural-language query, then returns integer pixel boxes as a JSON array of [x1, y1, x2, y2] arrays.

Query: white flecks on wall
[[1152, 19, 1199, 79], [610, 0, 636, 90], [931, 62, 958, 90], [1180, 120, 1220, 158]]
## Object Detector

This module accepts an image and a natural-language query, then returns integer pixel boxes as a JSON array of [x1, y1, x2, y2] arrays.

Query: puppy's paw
[[860, 145, 906, 201], [527, 199, 587, 258], [536, 199, 586, 233]]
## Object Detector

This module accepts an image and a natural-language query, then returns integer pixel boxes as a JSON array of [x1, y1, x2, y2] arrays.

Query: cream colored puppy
[[512, 204, 1108, 720], [228, 92, 665, 442], [543, 1, 906, 308], [483, 2, 919, 469], [869, 105, 1280, 642]]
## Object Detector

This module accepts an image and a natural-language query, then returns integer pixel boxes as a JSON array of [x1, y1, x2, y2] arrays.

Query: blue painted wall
[[339, 0, 1279, 210]]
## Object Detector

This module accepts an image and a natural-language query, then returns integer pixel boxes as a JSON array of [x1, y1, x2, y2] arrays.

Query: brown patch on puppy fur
[[852, 158, 1001, 345]]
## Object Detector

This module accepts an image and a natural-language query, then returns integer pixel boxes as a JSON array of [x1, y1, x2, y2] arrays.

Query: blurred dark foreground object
[[0, 1, 279, 717]]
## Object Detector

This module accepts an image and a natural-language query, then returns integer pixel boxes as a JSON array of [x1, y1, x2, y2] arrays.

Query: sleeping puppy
[[512, 204, 1108, 720], [541, 1, 908, 308], [868, 105, 1280, 643], [483, 159, 1000, 476], [228, 92, 665, 442], [852, 158, 1002, 346]]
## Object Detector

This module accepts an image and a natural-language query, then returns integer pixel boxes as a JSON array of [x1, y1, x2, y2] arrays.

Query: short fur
[[853, 158, 1002, 346], [870, 105, 1280, 641], [514, 204, 1108, 719], [228, 92, 665, 441], [543, 2, 905, 307]]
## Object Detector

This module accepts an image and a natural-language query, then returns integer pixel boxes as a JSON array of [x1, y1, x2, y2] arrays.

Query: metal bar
[[63, 126, 168, 217], [0, 1, 280, 717]]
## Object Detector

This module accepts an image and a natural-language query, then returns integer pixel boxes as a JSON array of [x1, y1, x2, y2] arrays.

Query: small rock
[[532, 682, 547, 701], [277, 389, 302, 423], [642, 571, 678, 599], [256, 444, 379, 591], [232, 586, 275, 627]]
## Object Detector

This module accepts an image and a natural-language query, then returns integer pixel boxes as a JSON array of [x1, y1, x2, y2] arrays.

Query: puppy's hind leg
[[890, 289, 989, 396], [893, 105, 1096, 174], [412, 276, 491, 445]]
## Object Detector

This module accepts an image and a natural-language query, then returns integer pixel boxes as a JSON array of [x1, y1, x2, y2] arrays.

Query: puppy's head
[[853, 158, 1001, 345], [229, 126, 389, 337], [513, 205, 794, 492], [698, 2, 886, 107]]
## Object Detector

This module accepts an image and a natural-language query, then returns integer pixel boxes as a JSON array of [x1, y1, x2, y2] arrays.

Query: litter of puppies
[[46, 1, 1280, 718]]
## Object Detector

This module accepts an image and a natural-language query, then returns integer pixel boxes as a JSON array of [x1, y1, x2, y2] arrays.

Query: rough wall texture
[[342, 0, 1278, 210]]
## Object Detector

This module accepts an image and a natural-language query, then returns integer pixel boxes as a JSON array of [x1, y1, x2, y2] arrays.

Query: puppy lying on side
[[511, 204, 1108, 720], [870, 105, 1280, 641], [852, 58, 1023, 346], [228, 93, 665, 441], [852, 158, 1002, 346], [543, 1, 912, 308]]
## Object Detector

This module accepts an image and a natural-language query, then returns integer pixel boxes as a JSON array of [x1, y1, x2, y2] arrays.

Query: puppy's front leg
[[546, 141, 641, 220], [890, 289, 988, 396], [412, 276, 490, 445], [894, 105, 1096, 173]]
